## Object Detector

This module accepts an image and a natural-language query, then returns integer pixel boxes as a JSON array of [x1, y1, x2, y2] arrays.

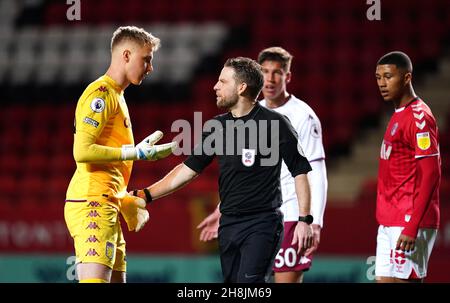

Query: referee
[[133, 57, 313, 283]]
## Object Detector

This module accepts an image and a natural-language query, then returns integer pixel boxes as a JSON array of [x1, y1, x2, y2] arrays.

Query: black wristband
[[298, 215, 313, 225], [132, 189, 152, 204], [143, 188, 153, 204]]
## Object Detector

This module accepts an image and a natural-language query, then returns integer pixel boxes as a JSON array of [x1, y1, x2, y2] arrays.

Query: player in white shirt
[[197, 47, 328, 283]]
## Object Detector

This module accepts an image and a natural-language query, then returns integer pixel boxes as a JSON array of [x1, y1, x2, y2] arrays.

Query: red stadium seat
[[24, 153, 48, 174], [19, 173, 46, 202], [43, 3, 67, 25], [0, 174, 17, 200], [439, 179, 450, 205], [49, 153, 75, 176], [122, 0, 146, 23], [224, 0, 250, 26], [1, 128, 24, 153], [11, 0, 445, 203], [28, 127, 51, 151], [194, 1, 218, 22], [357, 178, 378, 204], [45, 176, 70, 202], [0, 152, 21, 175]]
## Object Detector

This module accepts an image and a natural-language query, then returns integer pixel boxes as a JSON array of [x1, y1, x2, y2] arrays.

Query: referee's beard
[[217, 95, 238, 110]]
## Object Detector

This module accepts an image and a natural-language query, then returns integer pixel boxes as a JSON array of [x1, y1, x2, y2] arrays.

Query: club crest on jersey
[[105, 241, 115, 260], [311, 121, 320, 138], [242, 149, 256, 167], [390, 122, 398, 136], [90, 98, 105, 113], [416, 132, 431, 150]]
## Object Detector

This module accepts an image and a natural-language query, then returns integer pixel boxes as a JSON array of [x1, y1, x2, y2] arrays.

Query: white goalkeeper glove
[[120, 194, 149, 232], [121, 130, 177, 161]]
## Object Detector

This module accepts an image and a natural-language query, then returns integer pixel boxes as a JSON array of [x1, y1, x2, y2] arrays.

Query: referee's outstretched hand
[[197, 207, 221, 242]]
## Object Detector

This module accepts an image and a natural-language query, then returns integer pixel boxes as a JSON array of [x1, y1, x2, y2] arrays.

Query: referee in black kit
[[132, 57, 313, 283]]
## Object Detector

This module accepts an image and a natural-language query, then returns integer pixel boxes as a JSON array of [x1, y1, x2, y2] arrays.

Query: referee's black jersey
[[184, 103, 311, 215]]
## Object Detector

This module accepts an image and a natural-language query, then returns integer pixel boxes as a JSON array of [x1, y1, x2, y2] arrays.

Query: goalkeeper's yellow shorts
[[64, 199, 126, 272]]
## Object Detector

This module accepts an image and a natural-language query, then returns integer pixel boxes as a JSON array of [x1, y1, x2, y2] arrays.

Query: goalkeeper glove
[[121, 130, 177, 161], [120, 194, 149, 232]]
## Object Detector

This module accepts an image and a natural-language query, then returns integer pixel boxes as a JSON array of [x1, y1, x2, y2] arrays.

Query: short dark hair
[[224, 57, 264, 100], [377, 51, 413, 73], [257, 47, 293, 72]]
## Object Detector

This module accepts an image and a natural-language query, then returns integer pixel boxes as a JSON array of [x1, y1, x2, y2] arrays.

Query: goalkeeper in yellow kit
[[64, 26, 176, 283]]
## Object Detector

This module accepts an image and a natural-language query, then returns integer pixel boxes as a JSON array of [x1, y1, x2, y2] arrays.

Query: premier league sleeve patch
[[83, 117, 100, 128], [416, 132, 431, 150], [90, 98, 105, 113]]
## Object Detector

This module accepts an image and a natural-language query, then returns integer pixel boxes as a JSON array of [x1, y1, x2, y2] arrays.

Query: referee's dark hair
[[377, 51, 413, 73], [224, 57, 264, 100]]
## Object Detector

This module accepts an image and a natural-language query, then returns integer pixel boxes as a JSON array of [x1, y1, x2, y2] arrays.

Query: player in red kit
[[375, 51, 441, 283]]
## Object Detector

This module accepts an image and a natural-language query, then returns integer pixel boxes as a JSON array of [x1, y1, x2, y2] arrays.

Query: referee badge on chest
[[242, 149, 256, 167]]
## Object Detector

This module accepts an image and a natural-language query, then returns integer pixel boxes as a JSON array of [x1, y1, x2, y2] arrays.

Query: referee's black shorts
[[218, 209, 283, 283]]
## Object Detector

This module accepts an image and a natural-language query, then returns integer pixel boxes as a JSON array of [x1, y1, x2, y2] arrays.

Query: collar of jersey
[[395, 97, 419, 113], [229, 102, 261, 121], [102, 75, 124, 94]]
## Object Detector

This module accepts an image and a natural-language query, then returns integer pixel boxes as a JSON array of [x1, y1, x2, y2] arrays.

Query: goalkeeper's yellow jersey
[[66, 75, 134, 207]]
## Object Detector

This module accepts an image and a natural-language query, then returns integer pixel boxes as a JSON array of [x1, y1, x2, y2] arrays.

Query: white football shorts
[[375, 225, 437, 280]]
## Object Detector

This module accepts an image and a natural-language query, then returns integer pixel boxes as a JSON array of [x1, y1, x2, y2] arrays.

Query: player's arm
[[295, 174, 311, 217], [132, 124, 216, 214], [73, 130, 120, 162], [121, 161, 196, 233], [297, 113, 328, 251], [278, 115, 313, 217], [197, 203, 221, 242], [308, 160, 327, 251], [292, 173, 313, 254], [278, 116, 313, 255], [74, 130, 176, 163], [397, 115, 440, 251], [136, 123, 218, 200], [308, 160, 327, 227], [74, 91, 175, 163], [132, 125, 217, 201], [397, 155, 440, 251]]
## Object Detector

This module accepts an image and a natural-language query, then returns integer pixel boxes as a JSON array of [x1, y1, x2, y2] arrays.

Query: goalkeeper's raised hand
[[121, 130, 177, 161], [120, 194, 149, 232]]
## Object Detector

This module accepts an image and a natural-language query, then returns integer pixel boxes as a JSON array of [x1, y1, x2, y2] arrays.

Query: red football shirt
[[376, 98, 440, 229]]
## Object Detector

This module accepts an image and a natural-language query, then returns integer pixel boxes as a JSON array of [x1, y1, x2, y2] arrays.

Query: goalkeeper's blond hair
[[111, 26, 161, 52]]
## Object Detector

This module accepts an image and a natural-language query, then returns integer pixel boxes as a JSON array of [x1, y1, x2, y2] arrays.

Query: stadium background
[[0, 0, 449, 282]]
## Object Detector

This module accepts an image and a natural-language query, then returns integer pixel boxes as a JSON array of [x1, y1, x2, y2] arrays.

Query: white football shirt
[[260, 95, 327, 225]]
